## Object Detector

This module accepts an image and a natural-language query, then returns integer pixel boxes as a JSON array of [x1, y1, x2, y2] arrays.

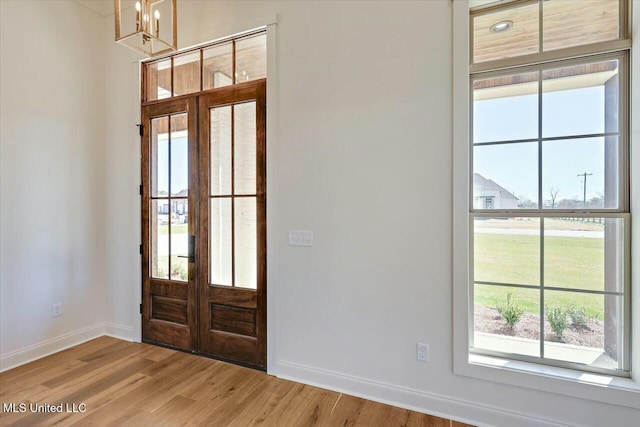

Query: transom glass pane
[[203, 42, 233, 90], [235, 34, 267, 83], [473, 2, 539, 64], [173, 51, 201, 96], [146, 59, 171, 101], [542, 0, 619, 52]]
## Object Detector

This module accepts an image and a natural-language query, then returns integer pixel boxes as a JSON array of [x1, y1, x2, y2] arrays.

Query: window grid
[[142, 29, 266, 103], [209, 102, 259, 289], [469, 0, 630, 376]]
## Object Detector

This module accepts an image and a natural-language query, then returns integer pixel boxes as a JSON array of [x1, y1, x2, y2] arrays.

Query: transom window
[[469, 0, 630, 376], [144, 31, 266, 102]]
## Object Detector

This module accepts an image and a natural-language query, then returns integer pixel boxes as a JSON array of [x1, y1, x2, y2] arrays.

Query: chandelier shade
[[114, 0, 177, 57]]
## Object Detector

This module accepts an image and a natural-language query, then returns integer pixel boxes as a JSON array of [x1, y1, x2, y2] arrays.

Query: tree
[[549, 187, 559, 209]]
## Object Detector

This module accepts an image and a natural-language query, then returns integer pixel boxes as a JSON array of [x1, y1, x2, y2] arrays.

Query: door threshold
[[142, 339, 267, 372]]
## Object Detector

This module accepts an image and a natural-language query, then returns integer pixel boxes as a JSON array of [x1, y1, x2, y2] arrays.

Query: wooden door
[[141, 98, 198, 351], [198, 80, 267, 368]]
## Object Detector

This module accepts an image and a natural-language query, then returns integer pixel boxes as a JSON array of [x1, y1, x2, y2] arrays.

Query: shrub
[[156, 265, 167, 278], [171, 262, 187, 281], [547, 306, 568, 338], [567, 305, 588, 328], [497, 293, 524, 328]]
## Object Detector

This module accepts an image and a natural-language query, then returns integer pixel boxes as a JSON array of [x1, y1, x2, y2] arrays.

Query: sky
[[154, 81, 616, 204], [473, 84, 617, 204], [154, 135, 188, 195]]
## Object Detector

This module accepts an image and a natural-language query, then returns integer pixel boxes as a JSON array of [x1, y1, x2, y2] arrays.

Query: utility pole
[[577, 172, 593, 208]]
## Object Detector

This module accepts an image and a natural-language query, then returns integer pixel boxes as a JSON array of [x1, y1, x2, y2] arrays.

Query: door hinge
[[139, 244, 143, 254], [139, 303, 143, 314], [137, 124, 143, 137], [139, 184, 143, 195]]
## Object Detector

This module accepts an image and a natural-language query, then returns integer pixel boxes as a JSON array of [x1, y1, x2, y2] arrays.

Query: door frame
[[140, 80, 267, 368]]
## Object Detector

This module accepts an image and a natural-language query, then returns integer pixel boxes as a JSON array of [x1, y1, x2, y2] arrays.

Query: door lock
[[178, 235, 195, 263]]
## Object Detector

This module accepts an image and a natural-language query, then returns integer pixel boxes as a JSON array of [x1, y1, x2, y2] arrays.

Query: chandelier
[[114, 0, 177, 57]]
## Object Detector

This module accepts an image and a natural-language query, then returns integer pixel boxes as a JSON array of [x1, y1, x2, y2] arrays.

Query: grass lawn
[[151, 255, 188, 281], [474, 232, 607, 320], [158, 224, 188, 235]]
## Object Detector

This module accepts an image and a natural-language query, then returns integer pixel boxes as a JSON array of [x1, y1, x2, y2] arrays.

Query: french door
[[141, 80, 266, 369]]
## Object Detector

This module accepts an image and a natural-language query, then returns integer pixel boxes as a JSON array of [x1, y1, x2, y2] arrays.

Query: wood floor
[[0, 337, 471, 426]]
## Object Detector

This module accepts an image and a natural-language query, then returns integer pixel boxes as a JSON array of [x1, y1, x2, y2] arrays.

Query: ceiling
[[473, 0, 619, 64], [76, 0, 114, 17]]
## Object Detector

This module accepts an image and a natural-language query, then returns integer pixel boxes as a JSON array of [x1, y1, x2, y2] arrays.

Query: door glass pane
[[473, 142, 538, 209], [146, 59, 171, 101], [473, 71, 539, 143], [234, 102, 256, 195], [151, 199, 169, 279], [235, 34, 266, 83], [544, 291, 621, 370], [542, 0, 619, 52], [151, 116, 169, 197], [542, 59, 619, 138], [474, 284, 540, 358], [210, 198, 232, 286], [210, 106, 232, 195], [235, 197, 257, 289], [474, 217, 540, 286], [542, 137, 618, 209], [169, 200, 188, 282], [173, 51, 201, 96], [170, 114, 189, 196], [473, 2, 539, 64], [203, 42, 233, 90], [544, 217, 624, 293]]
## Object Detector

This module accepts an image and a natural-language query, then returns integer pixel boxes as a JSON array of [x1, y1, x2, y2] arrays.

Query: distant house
[[473, 173, 519, 209], [157, 189, 189, 224]]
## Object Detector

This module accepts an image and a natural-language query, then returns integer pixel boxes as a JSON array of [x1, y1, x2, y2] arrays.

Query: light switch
[[289, 230, 313, 247]]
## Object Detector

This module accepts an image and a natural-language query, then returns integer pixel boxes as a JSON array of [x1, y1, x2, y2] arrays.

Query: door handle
[[178, 235, 195, 263]]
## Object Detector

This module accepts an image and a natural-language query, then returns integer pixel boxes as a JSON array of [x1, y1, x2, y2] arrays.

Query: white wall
[[0, 0, 108, 369], [1, 0, 638, 425], [101, 1, 640, 426]]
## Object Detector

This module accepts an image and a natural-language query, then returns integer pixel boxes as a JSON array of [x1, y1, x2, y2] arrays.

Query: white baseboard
[[103, 322, 135, 342], [0, 322, 139, 373], [0, 329, 573, 426], [0, 323, 106, 373], [275, 360, 571, 427]]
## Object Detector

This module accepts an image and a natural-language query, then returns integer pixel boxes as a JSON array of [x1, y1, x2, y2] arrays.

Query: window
[[144, 32, 266, 102], [469, 0, 630, 376]]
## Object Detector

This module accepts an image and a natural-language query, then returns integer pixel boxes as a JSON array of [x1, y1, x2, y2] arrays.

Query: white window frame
[[452, 0, 640, 408]]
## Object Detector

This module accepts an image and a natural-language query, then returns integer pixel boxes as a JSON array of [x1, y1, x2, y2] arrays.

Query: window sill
[[454, 353, 640, 409]]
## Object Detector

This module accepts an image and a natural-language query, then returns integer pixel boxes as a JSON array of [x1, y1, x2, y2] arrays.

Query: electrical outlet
[[53, 303, 62, 318], [416, 342, 429, 362]]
